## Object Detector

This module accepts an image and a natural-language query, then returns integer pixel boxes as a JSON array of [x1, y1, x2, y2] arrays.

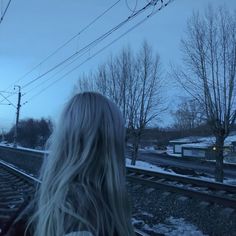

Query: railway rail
[[127, 166, 236, 209], [0, 144, 235, 234], [0, 160, 149, 236], [0, 160, 39, 235]]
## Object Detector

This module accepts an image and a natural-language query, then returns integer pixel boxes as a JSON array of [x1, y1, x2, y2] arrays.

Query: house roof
[[170, 134, 236, 149]]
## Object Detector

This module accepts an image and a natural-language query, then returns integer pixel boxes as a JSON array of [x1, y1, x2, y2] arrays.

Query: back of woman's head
[[31, 92, 135, 236]]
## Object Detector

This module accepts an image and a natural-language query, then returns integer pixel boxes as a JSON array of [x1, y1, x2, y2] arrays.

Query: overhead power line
[[21, 0, 156, 90], [3, 0, 121, 92], [0, 90, 16, 94], [24, 0, 175, 104], [0, 0, 12, 24], [0, 92, 16, 108], [23, 47, 92, 96], [0, 0, 121, 105]]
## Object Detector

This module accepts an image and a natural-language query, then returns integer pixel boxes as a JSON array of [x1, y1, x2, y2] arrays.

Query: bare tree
[[77, 42, 164, 165], [77, 72, 96, 93], [174, 6, 236, 182], [172, 98, 205, 130], [128, 42, 164, 164]]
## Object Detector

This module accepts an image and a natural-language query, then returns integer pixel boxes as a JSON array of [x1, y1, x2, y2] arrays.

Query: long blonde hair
[[29, 92, 135, 236]]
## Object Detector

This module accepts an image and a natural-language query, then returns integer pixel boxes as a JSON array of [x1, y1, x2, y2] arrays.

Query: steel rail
[[0, 161, 36, 235], [127, 166, 236, 209], [0, 161, 150, 236], [126, 166, 236, 192]]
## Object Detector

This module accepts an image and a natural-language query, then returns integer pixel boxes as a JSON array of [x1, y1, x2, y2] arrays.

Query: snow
[[223, 179, 236, 185], [140, 146, 156, 151], [169, 137, 200, 143], [170, 133, 236, 149], [139, 148, 167, 155], [168, 134, 236, 162], [1, 142, 235, 185], [142, 216, 208, 236], [0, 143, 49, 154], [126, 158, 236, 185], [166, 145, 181, 157], [140, 212, 154, 218], [126, 159, 177, 175], [181, 142, 213, 149], [131, 218, 145, 226], [167, 152, 182, 157]]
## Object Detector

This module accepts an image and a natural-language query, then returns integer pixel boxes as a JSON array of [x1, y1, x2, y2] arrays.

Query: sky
[[0, 0, 236, 131]]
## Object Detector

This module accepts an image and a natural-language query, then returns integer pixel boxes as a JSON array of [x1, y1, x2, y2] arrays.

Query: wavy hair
[[28, 92, 135, 236]]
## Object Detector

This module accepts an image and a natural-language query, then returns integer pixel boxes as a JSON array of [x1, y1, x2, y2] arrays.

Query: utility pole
[[13, 85, 21, 148]]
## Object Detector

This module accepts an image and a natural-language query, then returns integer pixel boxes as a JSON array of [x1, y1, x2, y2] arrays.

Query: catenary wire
[[2, 0, 121, 92], [23, 47, 93, 95], [21, 0, 156, 90], [125, 0, 138, 14], [24, 0, 174, 104], [0, 0, 12, 24], [1, 0, 3, 16], [0, 93, 16, 108], [0, 1, 122, 104], [0, 0, 161, 104]]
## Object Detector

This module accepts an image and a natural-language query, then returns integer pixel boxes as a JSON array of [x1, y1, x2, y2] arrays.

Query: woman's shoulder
[[65, 231, 93, 236]]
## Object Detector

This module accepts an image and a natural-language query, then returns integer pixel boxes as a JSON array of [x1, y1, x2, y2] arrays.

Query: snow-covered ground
[[126, 158, 236, 185], [139, 146, 167, 155], [0, 143, 48, 154], [1, 142, 235, 185], [132, 215, 207, 236], [126, 158, 177, 175], [166, 145, 181, 157], [144, 216, 208, 236]]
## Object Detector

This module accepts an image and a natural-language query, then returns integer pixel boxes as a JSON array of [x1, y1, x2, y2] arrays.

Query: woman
[[28, 92, 135, 236]]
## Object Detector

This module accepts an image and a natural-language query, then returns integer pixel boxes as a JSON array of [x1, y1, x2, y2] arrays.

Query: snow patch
[[126, 159, 176, 175], [166, 145, 181, 157], [144, 217, 208, 236], [126, 158, 236, 185]]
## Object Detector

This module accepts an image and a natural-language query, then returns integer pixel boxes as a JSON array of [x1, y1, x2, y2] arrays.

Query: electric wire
[[1, 0, 3, 16], [21, 0, 155, 90], [125, 0, 138, 14], [23, 47, 93, 96], [0, 0, 121, 104], [0, 91, 17, 94], [2, 0, 121, 92], [0, 0, 12, 24], [0, 0, 160, 104], [0, 103, 11, 105], [24, 0, 174, 104], [0, 93, 16, 108]]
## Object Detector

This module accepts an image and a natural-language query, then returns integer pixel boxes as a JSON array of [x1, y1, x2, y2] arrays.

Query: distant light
[[213, 146, 217, 151]]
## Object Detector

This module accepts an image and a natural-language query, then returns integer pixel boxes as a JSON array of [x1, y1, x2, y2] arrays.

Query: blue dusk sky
[[0, 0, 236, 131]]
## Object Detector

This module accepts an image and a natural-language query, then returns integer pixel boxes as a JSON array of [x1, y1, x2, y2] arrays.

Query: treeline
[[4, 118, 53, 149], [139, 123, 212, 147]]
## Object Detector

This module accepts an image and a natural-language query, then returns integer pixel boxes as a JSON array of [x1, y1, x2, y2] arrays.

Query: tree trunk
[[215, 135, 225, 182], [131, 135, 140, 165]]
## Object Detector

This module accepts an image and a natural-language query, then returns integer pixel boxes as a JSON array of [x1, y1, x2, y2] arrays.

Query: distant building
[[169, 136, 200, 154], [169, 134, 236, 160], [181, 142, 215, 160]]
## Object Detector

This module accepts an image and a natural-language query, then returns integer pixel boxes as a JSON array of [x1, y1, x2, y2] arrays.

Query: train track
[[0, 160, 39, 235], [127, 166, 236, 209], [0, 161, 149, 236]]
